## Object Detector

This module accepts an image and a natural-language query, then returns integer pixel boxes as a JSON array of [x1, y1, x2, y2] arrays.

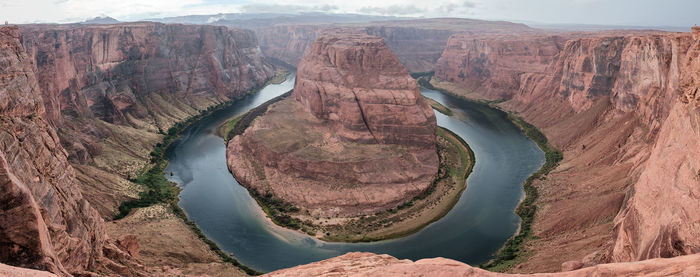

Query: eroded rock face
[[434, 29, 700, 271], [435, 33, 572, 100], [610, 35, 700, 262], [294, 32, 437, 147], [18, 23, 273, 167], [0, 263, 57, 277], [264, 252, 700, 276], [20, 22, 272, 126], [227, 33, 439, 216], [0, 26, 140, 276], [15, 23, 273, 220]]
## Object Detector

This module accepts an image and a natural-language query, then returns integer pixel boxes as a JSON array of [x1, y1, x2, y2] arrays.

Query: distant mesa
[[80, 16, 120, 24]]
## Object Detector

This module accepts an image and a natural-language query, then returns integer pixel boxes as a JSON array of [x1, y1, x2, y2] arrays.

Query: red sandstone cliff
[[0, 26, 141, 277], [14, 23, 273, 218], [2, 22, 273, 276], [294, 33, 437, 147], [20, 23, 273, 127], [434, 29, 700, 272], [610, 31, 700, 262], [227, 33, 439, 216]]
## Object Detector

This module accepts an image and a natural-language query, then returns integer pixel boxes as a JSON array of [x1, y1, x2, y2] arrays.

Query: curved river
[[165, 73, 545, 272]]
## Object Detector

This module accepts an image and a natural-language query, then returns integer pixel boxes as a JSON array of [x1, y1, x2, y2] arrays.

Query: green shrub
[[482, 115, 563, 271]]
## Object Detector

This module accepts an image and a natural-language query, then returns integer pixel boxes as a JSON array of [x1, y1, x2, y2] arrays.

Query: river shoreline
[[166, 72, 544, 272], [219, 94, 475, 243], [110, 78, 286, 275], [422, 74, 563, 272]]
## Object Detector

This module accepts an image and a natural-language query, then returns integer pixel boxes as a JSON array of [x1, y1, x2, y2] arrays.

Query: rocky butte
[[227, 33, 440, 221]]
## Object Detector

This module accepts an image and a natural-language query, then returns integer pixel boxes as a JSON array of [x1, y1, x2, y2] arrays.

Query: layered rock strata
[[17, 23, 273, 217], [2, 22, 271, 276], [0, 25, 141, 277], [293, 33, 437, 147], [227, 33, 438, 216], [434, 29, 700, 272]]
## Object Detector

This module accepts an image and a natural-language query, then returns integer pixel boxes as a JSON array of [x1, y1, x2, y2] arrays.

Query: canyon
[[0, 13, 699, 277], [1, 22, 275, 276], [17, 22, 273, 219], [430, 27, 700, 272]]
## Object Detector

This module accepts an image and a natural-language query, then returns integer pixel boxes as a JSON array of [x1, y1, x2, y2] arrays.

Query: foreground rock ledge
[[226, 32, 438, 218], [264, 252, 700, 276]]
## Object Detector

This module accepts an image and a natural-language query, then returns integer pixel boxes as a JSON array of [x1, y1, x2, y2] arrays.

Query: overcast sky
[[1, 0, 698, 27]]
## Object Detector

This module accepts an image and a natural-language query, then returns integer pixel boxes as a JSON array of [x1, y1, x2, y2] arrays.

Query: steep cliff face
[[21, 23, 272, 127], [254, 19, 535, 72], [294, 33, 437, 147], [255, 24, 326, 68], [16, 23, 273, 217], [227, 33, 439, 216], [434, 30, 700, 272], [362, 26, 455, 73], [0, 26, 140, 277], [610, 34, 700, 262], [435, 33, 571, 100]]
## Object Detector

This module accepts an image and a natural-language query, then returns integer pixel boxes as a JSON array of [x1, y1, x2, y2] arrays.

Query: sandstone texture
[[434, 29, 700, 272], [21, 22, 272, 127], [610, 32, 700, 262], [17, 22, 273, 218], [227, 33, 439, 216], [294, 33, 437, 147], [265, 252, 700, 276], [0, 26, 141, 276], [2, 22, 274, 276], [254, 18, 535, 72], [0, 263, 58, 277], [105, 204, 247, 277]]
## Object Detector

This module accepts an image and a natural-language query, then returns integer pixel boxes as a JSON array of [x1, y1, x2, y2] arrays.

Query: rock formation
[[264, 252, 700, 276], [0, 25, 141, 276], [433, 29, 700, 272], [293, 33, 437, 147], [20, 22, 272, 127], [227, 33, 439, 216], [610, 32, 700, 262], [2, 22, 273, 276], [0, 263, 58, 277], [434, 33, 573, 100], [16, 23, 273, 217]]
